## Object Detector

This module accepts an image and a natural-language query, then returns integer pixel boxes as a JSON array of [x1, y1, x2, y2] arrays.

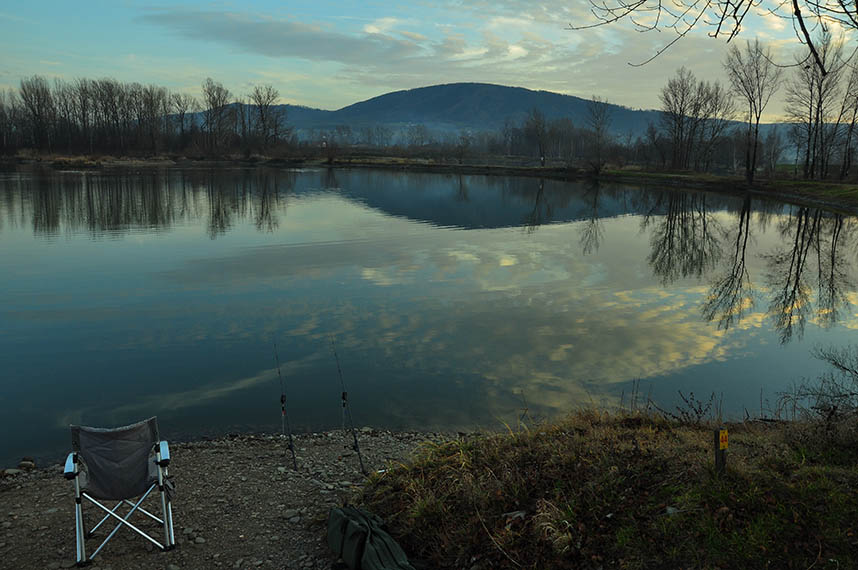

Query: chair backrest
[[70, 417, 160, 500]]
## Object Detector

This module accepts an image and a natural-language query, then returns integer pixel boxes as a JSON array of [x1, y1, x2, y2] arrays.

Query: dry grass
[[361, 411, 858, 569]]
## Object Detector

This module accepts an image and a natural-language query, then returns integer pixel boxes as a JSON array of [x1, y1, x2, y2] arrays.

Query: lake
[[1, 166, 856, 466]]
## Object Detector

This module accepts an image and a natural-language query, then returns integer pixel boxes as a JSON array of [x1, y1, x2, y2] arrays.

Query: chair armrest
[[157, 441, 170, 467], [63, 452, 77, 480]]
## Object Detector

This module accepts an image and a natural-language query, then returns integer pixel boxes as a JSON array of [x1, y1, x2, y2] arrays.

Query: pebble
[[283, 509, 299, 518], [195, 536, 206, 544]]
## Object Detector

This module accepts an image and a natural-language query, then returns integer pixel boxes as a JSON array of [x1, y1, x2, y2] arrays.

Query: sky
[[0, 1, 814, 115]]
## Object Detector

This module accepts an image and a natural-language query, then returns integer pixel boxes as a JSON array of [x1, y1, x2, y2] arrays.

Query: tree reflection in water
[[523, 179, 552, 233], [763, 208, 854, 343], [642, 191, 723, 285], [7, 169, 858, 346], [578, 182, 605, 256], [702, 194, 754, 330], [15, 168, 296, 239]]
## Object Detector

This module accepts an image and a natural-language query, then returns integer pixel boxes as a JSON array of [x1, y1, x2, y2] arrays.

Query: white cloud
[[364, 17, 398, 35]]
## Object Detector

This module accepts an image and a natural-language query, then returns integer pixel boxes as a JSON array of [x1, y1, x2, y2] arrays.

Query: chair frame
[[64, 440, 175, 565]]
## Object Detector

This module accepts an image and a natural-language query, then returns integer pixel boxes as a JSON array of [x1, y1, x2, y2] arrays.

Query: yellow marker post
[[714, 427, 728, 475]]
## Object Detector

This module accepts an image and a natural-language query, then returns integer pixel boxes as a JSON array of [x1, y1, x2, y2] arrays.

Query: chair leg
[[157, 465, 174, 550], [74, 478, 87, 564]]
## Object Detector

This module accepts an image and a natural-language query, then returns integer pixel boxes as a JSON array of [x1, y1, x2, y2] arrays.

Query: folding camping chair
[[63, 416, 176, 565]]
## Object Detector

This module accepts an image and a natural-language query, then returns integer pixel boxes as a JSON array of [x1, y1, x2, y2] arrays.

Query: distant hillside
[[196, 82, 787, 141], [279, 83, 662, 135]]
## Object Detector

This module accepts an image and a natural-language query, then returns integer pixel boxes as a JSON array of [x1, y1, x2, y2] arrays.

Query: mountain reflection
[[6, 166, 858, 466], [1, 166, 856, 343]]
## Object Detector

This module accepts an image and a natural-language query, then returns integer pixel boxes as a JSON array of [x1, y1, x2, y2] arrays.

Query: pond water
[[1, 166, 857, 466]]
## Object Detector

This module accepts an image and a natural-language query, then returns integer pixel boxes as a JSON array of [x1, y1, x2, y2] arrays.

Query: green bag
[[327, 505, 416, 570]]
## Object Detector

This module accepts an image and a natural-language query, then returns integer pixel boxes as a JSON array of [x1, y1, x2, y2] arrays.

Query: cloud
[[136, 5, 804, 114], [141, 10, 423, 66], [364, 17, 398, 35]]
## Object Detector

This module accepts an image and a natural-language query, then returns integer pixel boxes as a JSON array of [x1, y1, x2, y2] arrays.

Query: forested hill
[[281, 82, 662, 134]]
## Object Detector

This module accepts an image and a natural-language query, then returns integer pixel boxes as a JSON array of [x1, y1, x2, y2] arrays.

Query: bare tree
[[724, 39, 782, 184], [786, 32, 846, 179], [763, 127, 786, 179], [0, 89, 21, 154], [171, 93, 197, 143], [525, 108, 547, 165], [53, 79, 75, 153], [839, 61, 858, 179], [659, 67, 698, 169], [19, 75, 55, 151], [577, 0, 857, 75], [249, 84, 281, 152], [201, 78, 232, 153], [586, 96, 612, 174]]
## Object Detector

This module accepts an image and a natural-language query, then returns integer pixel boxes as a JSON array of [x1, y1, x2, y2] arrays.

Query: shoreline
[[0, 428, 444, 570], [5, 414, 857, 569], [5, 153, 858, 215]]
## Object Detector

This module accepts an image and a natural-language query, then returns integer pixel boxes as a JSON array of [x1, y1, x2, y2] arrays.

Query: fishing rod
[[330, 335, 367, 475], [274, 342, 298, 470]]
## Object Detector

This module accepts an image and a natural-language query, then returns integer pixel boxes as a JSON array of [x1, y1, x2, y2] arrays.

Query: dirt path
[[0, 429, 437, 570]]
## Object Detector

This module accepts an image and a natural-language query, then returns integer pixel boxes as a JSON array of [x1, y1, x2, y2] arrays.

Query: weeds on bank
[[361, 409, 858, 569]]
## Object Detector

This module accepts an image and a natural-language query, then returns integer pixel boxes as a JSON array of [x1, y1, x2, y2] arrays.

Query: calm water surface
[[1, 166, 857, 465]]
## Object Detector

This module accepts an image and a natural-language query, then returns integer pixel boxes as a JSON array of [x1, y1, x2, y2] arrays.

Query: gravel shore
[[0, 429, 440, 570]]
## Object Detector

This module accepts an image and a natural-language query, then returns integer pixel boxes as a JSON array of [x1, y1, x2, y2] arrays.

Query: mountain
[[277, 82, 662, 135]]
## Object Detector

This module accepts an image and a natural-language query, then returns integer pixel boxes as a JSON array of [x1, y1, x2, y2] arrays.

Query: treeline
[[0, 76, 291, 156], [3, 34, 858, 183]]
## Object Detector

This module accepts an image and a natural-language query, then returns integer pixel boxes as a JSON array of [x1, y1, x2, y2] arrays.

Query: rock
[[360, 427, 373, 434], [47, 563, 61, 570], [1, 522, 11, 529], [283, 509, 299, 518], [2, 469, 22, 477], [60, 561, 75, 569], [289, 516, 301, 524], [167, 565, 181, 570], [43, 508, 58, 514], [182, 527, 194, 535], [233, 559, 244, 569], [276, 467, 286, 474], [18, 460, 36, 470], [195, 536, 206, 544]]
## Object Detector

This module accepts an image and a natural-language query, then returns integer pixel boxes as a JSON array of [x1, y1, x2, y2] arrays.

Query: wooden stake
[[714, 427, 728, 475]]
